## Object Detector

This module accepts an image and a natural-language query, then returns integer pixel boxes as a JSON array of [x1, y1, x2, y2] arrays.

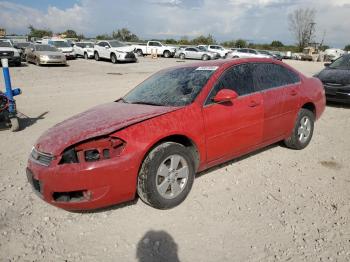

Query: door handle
[[249, 100, 260, 107], [290, 89, 298, 96]]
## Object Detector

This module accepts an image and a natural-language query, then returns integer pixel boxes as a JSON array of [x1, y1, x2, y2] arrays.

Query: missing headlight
[[59, 148, 78, 164], [84, 149, 100, 162]]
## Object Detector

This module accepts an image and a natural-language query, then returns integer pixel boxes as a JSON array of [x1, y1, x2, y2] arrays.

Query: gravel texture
[[0, 57, 349, 262]]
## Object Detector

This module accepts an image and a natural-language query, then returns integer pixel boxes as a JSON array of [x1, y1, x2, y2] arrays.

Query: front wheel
[[136, 49, 143, 56], [284, 108, 315, 150], [94, 52, 100, 61], [202, 54, 209, 61], [84, 52, 89, 59], [137, 142, 195, 209], [179, 53, 185, 60], [111, 53, 117, 64]]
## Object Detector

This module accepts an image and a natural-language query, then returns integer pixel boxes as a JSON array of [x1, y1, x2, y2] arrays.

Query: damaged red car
[[26, 58, 325, 210]]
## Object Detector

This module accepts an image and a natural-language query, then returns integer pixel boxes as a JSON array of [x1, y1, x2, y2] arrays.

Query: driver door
[[202, 64, 264, 164]]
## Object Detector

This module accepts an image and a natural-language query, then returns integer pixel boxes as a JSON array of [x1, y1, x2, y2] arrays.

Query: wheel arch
[[301, 102, 316, 116], [141, 134, 200, 172]]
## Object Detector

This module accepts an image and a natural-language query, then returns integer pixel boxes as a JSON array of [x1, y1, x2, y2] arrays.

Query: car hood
[[0, 47, 19, 53], [35, 51, 64, 56], [35, 102, 179, 155], [111, 46, 135, 53], [317, 68, 350, 85]]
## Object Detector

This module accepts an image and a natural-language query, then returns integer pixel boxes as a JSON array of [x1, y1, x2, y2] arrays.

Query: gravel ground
[[0, 57, 349, 262]]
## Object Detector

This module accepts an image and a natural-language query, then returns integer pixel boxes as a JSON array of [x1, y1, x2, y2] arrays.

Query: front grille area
[[49, 55, 62, 59], [125, 52, 136, 59], [30, 147, 54, 166], [0, 51, 14, 57], [26, 168, 42, 195]]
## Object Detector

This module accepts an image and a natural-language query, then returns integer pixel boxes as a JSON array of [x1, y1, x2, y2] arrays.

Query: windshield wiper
[[131, 101, 164, 106]]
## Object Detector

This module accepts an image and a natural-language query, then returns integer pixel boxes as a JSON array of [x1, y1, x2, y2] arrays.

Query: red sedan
[[26, 58, 325, 210]]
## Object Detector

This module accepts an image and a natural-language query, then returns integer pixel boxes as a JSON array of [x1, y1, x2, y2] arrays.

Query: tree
[[96, 34, 112, 40], [63, 29, 78, 38], [221, 40, 236, 48], [112, 28, 139, 42], [288, 8, 316, 51], [235, 39, 247, 48], [344, 45, 350, 51], [178, 36, 190, 45], [28, 25, 52, 38], [271, 40, 284, 48], [191, 34, 216, 45], [164, 38, 177, 44]]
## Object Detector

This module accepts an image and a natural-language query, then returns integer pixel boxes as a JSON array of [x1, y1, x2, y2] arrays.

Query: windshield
[[123, 66, 217, 106], [50, 41, 70, 48], [80, 43, 94, 48], [16, 42, 30, 48], [329, 55, 350, 70], [35, 45, 58, 52], [0, 41, 12, 47], [109, 41, 126, 48]]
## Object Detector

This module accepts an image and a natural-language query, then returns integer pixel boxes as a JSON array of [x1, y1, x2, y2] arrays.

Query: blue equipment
[[0, 58, 22, 131]]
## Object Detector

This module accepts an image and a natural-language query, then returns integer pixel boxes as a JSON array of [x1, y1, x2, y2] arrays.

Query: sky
[[0, 0, 349, 48]]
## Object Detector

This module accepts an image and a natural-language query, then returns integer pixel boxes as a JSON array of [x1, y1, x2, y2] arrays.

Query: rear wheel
[[94, 52, 100, 61], [111, 53, 117, 64], [137, 142, 195, 209], [284, 108, 315, 150], [163, 50, 171, 58]]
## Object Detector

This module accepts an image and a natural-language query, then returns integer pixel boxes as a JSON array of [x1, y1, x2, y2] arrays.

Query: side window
[[98, 42, 105, 47], [186, 48, 196, 52], [205, 64, 255, 105], [253, 63, 300, 91]]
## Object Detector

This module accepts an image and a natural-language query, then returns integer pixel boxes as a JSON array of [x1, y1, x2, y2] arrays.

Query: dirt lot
[[0, 57, 349, 262]]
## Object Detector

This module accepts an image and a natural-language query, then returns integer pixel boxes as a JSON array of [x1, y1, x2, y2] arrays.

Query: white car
[[174, 47, 218, 60], [228, 48, 270, 59], [132, 41, 177, 58], [42, 38, 75, 59], [204, 45, 231, 58], [0, 39, 21, 66], [94, 40, 137, 63], [74, 42, 95, 59]]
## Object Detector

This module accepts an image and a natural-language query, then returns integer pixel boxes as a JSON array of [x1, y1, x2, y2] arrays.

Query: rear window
[[253, 63, 300, 91]]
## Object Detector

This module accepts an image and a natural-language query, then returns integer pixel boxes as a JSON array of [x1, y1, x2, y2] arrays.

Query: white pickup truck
[[132, 41, 177, 58]]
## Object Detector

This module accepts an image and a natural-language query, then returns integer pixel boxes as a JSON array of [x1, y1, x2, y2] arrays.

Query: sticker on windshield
[[195, 66, 219, 71]]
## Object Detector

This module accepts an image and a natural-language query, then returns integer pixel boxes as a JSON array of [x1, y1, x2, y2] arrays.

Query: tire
[[94, 52, 100, 61], [179, 53, 185, 60], [136, 49, 143, 56], [284, 108, 315, 150], [10, 117, 19, 132], [111, 53, 117, 64], [163, 50, 171, 58], [233, 56, 239, 59], [202, 54, 209, 61], [137, 142, 195, 209], [84, 52, 89, 59], [15, 61, 21, 67]]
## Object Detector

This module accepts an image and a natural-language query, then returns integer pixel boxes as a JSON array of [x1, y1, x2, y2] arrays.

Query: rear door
[[252, 63, 300, 142], [203, 63, 264, 163]]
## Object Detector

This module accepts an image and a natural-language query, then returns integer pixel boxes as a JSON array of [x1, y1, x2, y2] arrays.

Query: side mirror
[[324, 62, 331, 67], [105, 45, 110, 49], [213, 89, 238, 103]]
